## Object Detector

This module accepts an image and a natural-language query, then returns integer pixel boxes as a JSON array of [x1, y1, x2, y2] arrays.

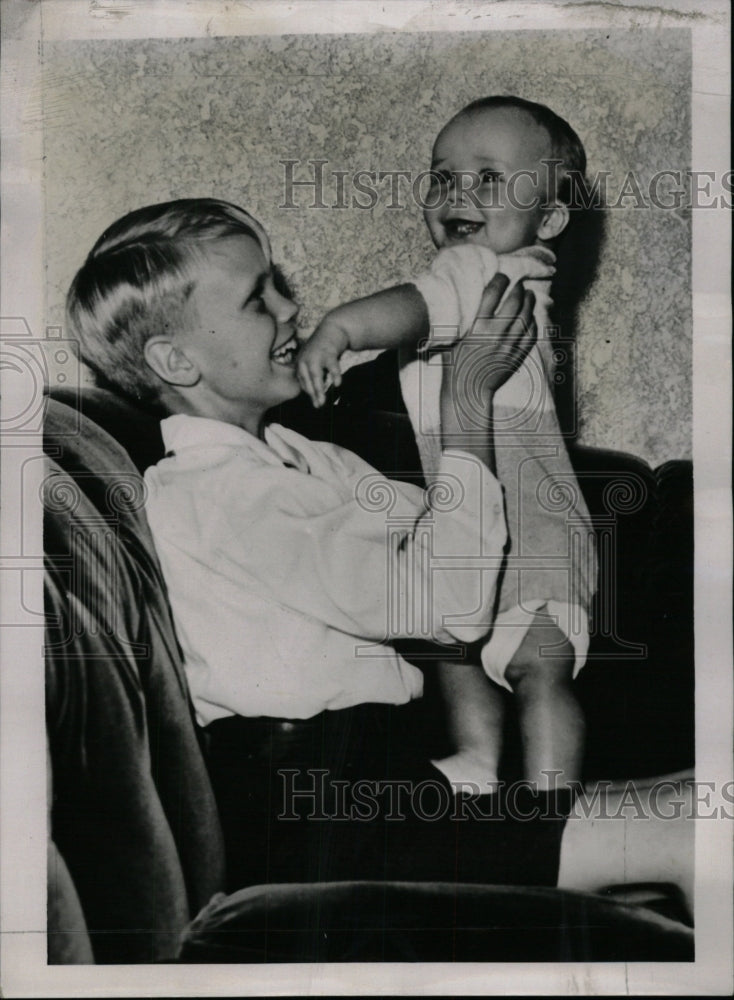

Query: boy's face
[[424, 106, 556, 254], [179, 234, 300, 429]]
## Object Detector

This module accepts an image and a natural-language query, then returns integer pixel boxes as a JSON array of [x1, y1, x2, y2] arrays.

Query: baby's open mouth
[[444, 219, 484, 240], [270, 333, 299, 366]]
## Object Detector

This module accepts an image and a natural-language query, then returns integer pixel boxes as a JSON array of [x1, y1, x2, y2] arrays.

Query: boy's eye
[[243, 291, 269, 314], [242, 273, 271, 313]]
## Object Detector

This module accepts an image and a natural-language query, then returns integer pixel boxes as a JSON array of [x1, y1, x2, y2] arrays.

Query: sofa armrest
[[177, 880, 693, 963]]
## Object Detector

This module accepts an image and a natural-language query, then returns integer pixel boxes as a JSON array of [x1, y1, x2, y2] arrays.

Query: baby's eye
[[479, 169, 502, 185], [429, 169, 453, 188]]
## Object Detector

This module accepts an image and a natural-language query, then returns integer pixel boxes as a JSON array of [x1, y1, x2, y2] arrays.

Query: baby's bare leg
[[505, 612, 585, 790], [431, 659, 505, 793]]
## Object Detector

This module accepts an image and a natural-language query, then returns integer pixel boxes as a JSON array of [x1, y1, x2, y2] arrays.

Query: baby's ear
[[538, 202, 570, 242], [144, 336, 200, 388]]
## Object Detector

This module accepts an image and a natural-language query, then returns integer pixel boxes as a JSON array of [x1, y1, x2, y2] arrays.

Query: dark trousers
[[205, 702, 570, 893]]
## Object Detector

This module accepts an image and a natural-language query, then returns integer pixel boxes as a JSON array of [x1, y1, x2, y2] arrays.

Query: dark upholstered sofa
[[44, 376, 694, 964]]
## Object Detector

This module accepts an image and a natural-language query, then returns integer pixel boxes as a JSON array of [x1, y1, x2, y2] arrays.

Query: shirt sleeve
[[213, 448, 506, 647], [411, 244, 500, 346], [411, 243, 557, 348]]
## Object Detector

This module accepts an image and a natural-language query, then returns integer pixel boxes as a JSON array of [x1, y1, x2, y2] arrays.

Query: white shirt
[[144, 416, 506, 725]]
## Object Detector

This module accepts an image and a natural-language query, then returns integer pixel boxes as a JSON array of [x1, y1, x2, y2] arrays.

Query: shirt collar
[[159, 414, 309, 471]]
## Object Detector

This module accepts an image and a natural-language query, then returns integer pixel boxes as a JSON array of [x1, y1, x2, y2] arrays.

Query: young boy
[[297, 96, 598, 794], [65, 197, 540, 889]]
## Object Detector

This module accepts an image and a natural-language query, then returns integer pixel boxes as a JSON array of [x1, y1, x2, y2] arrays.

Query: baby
[[298, 96, 598, 793]]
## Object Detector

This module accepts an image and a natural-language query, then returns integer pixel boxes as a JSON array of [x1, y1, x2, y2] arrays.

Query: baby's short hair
[[66, 198, 269, 403], [456, 95, 587, 207]]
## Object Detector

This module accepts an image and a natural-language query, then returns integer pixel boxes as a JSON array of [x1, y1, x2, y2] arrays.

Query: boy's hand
[[297, 321, 350, 408], [440, 273, 536, 475], [473, 276, 537, 395], [445, 274, 537, 409]]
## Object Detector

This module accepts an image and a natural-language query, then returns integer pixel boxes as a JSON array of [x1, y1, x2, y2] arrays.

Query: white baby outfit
[[401, 244, 598, 688]]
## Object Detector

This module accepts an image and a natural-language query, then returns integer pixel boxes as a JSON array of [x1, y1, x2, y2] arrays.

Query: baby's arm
[[298, 245, 554, 407], [298, 284, 429, 407]]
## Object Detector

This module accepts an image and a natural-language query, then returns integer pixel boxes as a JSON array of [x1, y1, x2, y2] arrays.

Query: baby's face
[[424, 106, 555, 254]]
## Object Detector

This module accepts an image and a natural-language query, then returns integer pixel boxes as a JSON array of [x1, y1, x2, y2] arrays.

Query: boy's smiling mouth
[[270, 332, 299, 366]]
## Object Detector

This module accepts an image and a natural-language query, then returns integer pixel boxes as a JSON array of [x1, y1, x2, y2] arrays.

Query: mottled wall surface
[[43, 30, 691, 464]]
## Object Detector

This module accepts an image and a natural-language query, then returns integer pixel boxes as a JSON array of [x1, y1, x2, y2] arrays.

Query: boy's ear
[[538, 202, 570, 242], [144, 336, 200, 388]]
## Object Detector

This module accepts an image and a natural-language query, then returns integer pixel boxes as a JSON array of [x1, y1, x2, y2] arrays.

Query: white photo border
[[1, 1, 731, 995]]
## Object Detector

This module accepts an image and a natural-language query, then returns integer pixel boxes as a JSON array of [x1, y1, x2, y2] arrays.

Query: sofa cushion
[[178, 880, 694, 963], [49, 386, 165, 474]]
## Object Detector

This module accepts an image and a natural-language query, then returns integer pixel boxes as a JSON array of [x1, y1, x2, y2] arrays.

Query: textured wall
[[42, 29, 691, 464]]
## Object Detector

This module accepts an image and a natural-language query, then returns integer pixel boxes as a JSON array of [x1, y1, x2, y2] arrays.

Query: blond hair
[[66, 199, 269, 403]]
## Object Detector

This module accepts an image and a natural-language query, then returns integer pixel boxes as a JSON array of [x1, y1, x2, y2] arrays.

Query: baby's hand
[[297, 320, 350, 408]]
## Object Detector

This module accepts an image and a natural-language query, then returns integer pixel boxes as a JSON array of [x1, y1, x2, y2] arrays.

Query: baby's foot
[[431, 750, 500, 797]]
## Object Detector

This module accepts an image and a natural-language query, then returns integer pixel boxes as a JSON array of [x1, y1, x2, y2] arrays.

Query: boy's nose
[[274, 290, 298, 324]]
